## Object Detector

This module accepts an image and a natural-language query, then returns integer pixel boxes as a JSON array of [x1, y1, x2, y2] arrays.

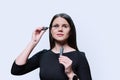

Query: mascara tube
[[60, 47, 64, 56], [41, 27, 49, 30]]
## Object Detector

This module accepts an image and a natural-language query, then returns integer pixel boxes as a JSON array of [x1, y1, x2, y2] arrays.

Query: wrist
[[30, 40, 38, 46], [66, 71, 75, 80], [66, 72, 79, 80], [26, 41, 37, 50]]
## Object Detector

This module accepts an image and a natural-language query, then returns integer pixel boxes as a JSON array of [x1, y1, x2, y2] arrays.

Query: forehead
[[52, 17, 69, 25]]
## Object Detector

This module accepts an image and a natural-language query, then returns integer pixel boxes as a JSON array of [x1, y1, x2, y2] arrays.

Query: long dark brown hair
[[49, 13, 79, 51]]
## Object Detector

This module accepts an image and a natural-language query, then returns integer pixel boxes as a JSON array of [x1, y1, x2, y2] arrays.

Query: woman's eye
[[63, 24, 69, 28], [63, 25, 67, 28], [52, 24, 59, 28]]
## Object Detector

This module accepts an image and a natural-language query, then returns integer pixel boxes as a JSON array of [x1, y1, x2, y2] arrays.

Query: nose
[[58, 26, 63, 31]]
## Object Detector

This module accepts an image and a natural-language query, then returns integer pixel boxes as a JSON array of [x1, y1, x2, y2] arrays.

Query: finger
[[34, 27, 46, 36], [59, 60, 66, 67], [59, 56, 70, 62], [32, 27, 46, 42], [59, 57, 72, 66], [59, 58, 67, 63], [34, 27, 43, 33], [59, 55, 69, 59], [37, 26, 48, 31]]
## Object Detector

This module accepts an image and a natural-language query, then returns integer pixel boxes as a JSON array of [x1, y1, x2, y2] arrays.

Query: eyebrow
[[52, 23, 69, 25]]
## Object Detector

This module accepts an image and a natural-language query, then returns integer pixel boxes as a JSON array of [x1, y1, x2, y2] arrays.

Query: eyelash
[[52, 24, 69, 28], [52, 24, 59, 27], [63, 25, 68, 28]]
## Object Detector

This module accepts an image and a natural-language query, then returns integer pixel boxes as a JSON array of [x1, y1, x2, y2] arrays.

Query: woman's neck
[[52, 42, 76, 53]]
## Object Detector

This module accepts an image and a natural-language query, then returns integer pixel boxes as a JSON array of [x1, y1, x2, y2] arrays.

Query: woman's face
[[51, 17, 71, 43]]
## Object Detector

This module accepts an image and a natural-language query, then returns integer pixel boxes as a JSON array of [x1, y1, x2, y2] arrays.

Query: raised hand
[[31, 27, 47, 45]]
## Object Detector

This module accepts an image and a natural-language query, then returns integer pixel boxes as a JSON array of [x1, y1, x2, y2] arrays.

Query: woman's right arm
[[15, 27, 46, 65], [11, 27, 47, 75]]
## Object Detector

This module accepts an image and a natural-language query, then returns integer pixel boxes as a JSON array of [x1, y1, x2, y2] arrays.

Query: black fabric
[[11, 49, 92, 80]]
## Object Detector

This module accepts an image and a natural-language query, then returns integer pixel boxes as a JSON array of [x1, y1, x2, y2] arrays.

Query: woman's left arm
[[76, 52, 92, 80]]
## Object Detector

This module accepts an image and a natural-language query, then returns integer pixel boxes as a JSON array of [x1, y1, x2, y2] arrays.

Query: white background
[[0, 0, 120, 80]]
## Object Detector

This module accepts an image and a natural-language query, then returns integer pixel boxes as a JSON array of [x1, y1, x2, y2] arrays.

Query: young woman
[[11, 13, 92, 80]]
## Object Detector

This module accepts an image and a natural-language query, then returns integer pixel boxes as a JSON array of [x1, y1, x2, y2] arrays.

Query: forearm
[[15, 41, 37, 65]]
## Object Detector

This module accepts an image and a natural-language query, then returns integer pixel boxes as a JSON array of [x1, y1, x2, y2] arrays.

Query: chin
[[55, 39, 67, 43]]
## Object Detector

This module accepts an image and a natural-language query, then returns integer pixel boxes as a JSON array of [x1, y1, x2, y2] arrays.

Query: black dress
[[11, 49, 92, 80]]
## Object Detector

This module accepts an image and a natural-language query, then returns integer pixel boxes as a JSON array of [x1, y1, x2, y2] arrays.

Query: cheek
[[65, 30, 70, 38], [66, 29, 71, 35], [51, 29, 56, 37]]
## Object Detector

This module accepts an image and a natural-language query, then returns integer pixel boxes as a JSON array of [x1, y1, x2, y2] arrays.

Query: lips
[[56, 34, 64, 36]]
